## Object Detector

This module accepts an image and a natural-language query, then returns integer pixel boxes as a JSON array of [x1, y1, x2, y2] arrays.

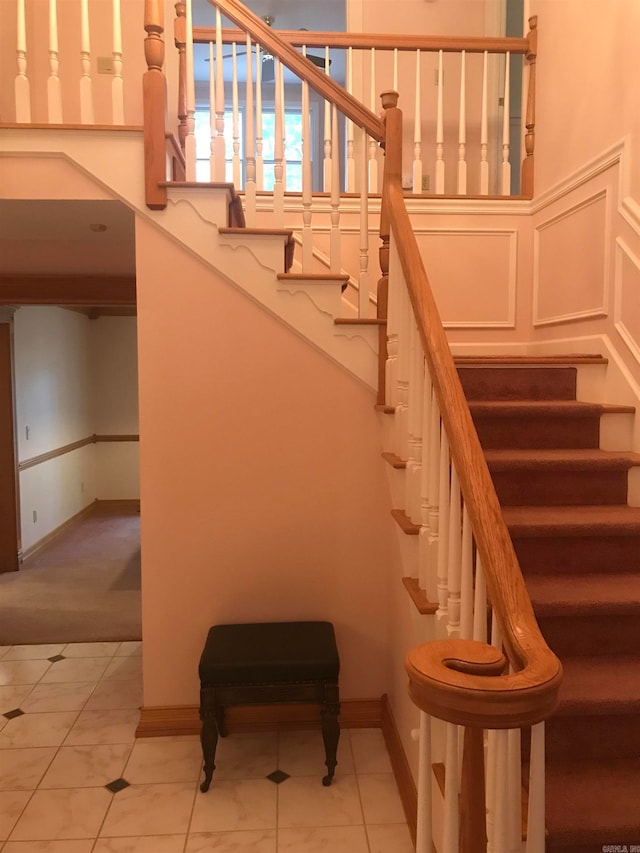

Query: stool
[[198, 620, 340, 793]]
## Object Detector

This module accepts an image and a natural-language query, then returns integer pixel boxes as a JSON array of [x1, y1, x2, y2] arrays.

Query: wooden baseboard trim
[[21, 500, 99, 563], [381, 694, 418, 846], [20, 498, 140, 563], [136, 697, 383, 739]]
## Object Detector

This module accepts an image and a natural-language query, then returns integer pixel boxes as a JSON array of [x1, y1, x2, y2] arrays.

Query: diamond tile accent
[[105, 776, 130, 793], [3, 707, 25, 720], [48, 654, 66, 662], [266, 769, 290, 784]]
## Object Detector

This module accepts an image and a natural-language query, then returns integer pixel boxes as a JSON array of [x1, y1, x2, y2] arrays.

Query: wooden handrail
[[205, 0, 384, 142], [380, 93, 562, 728], [194, 27, 530, 55]]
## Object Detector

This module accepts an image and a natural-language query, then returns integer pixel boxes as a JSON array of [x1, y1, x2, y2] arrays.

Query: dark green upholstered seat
[[198, 621, 340, 793]]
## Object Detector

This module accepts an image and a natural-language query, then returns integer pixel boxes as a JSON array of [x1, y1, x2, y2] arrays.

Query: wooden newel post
[[144, 0, 168, 210], [378, 90, 402, 407], [521, 15, 537, 197], [459, 726, 487, 853], [174, 2, 187, 153]]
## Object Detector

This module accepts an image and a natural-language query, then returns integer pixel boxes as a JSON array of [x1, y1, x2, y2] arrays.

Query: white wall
[[13, 307, 140, 552]]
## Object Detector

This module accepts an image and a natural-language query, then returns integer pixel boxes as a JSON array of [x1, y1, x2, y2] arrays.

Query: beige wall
[[135, 214, 401, 706]]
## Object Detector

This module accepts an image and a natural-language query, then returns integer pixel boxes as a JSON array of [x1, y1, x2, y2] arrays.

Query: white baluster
[[232, 43, 241, 187], [480, 50, 489, 194], [473, 554, 487, 644], [111, 0, 124, 124], [413, 50, 422, 194], [346, 47, 355, 193], [418, 368, 433, 593], [47, 0, 62, 123], [386, 237, 400, 411], [507, 727, 522, 852], [214, 8, 225, 181], [301, 46, 312, 270], [458, 50, 467, 194], [244, 37, 256, 225], [492, 730, 510, 853], [330, 104, 341, 272], [15, 0, 31, 122], [415, 711, 432, 853], [436, 429, 450, 628], [184, 0, 195, 179], [256, 48, 264, 189], [323, 47, 332, 191], [427, 395, 441, 605], [435, 50, 445, 194], [459, 505, 473, 639], [279, 55, 286, 192], [442, 723, 460, 853], [358, 131, 369, 316], [368, 48, 378, 192], [526, 723, 546, 853], [393, 47, 398, 91], [486, 613, 503, 853], [396, 285, 410, 461], [406, 323, 424, 522], [501, 52, 511, 195], [80, 0, 94, 123], [447, 464, 462, 637], [207, 41, 215, 181], [273, 58, 285, 226]]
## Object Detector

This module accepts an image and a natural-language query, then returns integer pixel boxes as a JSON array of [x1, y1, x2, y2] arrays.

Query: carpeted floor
[[0, 503, 141, 644]]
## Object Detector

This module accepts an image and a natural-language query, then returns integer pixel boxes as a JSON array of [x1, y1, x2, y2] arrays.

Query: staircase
[[458, 355, 640, 852]]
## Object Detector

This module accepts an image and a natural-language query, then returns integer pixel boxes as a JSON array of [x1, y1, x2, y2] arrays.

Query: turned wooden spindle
[[143, 0, 167, 209], [174, 2, 187, 152], [521, 15, 537, 197]]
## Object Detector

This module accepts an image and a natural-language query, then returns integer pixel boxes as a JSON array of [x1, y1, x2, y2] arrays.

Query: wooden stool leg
[[321, 683, 340, 786], [199, 688, 219, 793]]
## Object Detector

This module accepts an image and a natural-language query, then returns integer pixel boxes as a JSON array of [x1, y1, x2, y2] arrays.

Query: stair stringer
[[0, 128, 378, 390]]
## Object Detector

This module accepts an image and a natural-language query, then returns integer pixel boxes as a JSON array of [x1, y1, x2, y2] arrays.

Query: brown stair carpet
[[458, 357, 640, 852]]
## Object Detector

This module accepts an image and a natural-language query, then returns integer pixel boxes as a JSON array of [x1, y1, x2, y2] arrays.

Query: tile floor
[[0, 643, 413, 852]]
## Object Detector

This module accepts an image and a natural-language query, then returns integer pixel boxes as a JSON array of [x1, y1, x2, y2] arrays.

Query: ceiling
[[195, 0, 345, 32]]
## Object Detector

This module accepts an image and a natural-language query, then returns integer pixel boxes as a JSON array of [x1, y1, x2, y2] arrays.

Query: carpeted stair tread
[[545, 758, 640, 846], [484, 448, 640, 470], [553, 655, 640, 714], [468, 400, 634, 417], [503, 504, 640, 535], [527, 572, 640, 615]]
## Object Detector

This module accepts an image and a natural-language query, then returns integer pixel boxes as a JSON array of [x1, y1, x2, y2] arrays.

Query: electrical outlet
[[80, 481, 85, 494], [422, 175, 430, 192], [97, 56, 114, 75], [32, 510, 37, 523], [25, 425, 30, 440]]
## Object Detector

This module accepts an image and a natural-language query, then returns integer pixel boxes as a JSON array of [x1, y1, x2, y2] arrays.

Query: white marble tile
[[0, 646, 10, 659], [101, 657, 143, 682], [189, 779, 277, 833], [349, 729, 393, 774], [278, 729, 354, 778], [40, 744, 133, 788], [92, 837, 186, 853], [40, 658, 110, 684], [115, 642, 142, 658], [0, 712, 78, 749], [2, 645, 65, 661], [0, 791, 33, 841], [0, 660, 51, 686], [0, 747, 57, 790], [123, 738, 202, 784], [366, 822, 414, 852], [185, 829, 277, 852], [278, 825, 369, 852], [62, 642, 120, 658], [0, 685, 33, 715], [64, 709, 140, 746], [99, 782, 197, 837], [277, 775, 363, 829], [212, 732, 278, 780], [9, 787, 112, 840], [3, 840, 94, 853], [21, 682, 96, 713], [357, 774, 405, 825], [84, 680, 143, 711]]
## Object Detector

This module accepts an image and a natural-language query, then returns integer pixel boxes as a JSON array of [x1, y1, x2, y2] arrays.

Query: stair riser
[[458, 366, 577, 401], [539, 614, 640, 657], [546, 715, 640, 762], [492, 469, 629, 506], [512, 535, 640, 575], [473, 416, 600, 449]]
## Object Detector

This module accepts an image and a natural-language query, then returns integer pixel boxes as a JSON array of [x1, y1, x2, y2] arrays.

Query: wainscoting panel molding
[[18, 434, 140, 471], [614, 238, 640, 363], [534, 190, 610, 327]]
